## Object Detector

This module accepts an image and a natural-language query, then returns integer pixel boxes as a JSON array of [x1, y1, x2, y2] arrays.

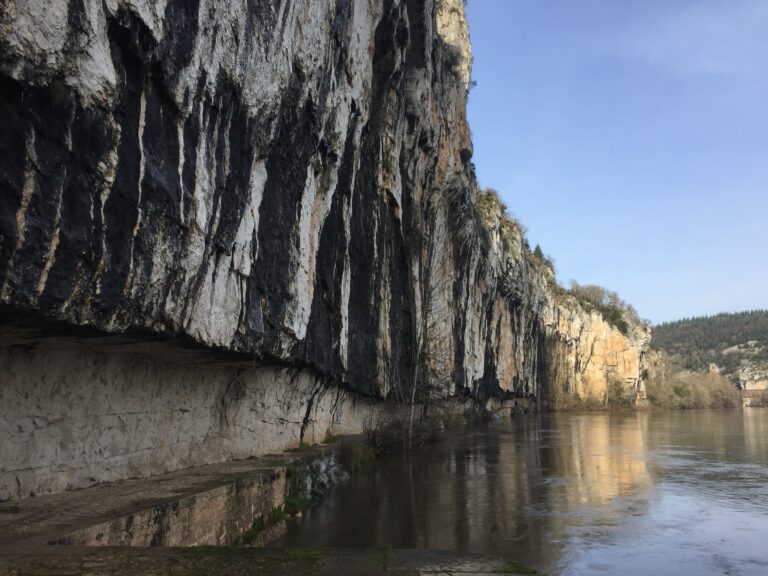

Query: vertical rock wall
[[541, 304, 649, 406], [0, 0, 650, 499]]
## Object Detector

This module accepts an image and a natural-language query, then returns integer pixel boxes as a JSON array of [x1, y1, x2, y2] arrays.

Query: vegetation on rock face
[[652, 310, 768, 385], [604, 378, 635, 409], [474, 190, 546, 282], [474, 188, 644, 337], [476, 188, 529, 250], [567, 281, 645, 335], [238, 506, 287, 546], [548, 381, 635, 412]]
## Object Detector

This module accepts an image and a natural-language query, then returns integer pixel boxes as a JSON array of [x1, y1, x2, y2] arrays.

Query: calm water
[[280, 410, 768, 575]]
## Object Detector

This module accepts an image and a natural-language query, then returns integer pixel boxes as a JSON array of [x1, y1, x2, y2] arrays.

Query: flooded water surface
[[280, 410, 768, 575]]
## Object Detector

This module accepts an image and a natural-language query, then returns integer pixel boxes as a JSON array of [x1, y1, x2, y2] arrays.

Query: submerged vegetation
[[349, 407, 483, 467], [363, 414, 455, 455]]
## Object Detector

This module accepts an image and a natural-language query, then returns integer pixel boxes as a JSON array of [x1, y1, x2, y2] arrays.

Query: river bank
[[2, 407, 766, 575]]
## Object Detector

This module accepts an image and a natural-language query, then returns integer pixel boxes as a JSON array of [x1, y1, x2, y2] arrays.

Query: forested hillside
[[652, 311, 768, 384]]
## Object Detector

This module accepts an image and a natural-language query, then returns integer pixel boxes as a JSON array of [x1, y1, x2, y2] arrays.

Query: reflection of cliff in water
[[743, 409, 768, 462], [545, 413, 653, 505], [281, 411, 768, 575], [280, 413, 655, 567]]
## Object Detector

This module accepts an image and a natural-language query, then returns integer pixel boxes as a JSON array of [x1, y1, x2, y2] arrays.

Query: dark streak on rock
[[97, 8, 152, 318], [0, 75, 31, 285], [254, 74, 320, 348]]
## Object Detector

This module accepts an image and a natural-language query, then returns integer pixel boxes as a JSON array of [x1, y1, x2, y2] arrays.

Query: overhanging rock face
[[0, 333, 378, 501], [0, 0, 649, 501]]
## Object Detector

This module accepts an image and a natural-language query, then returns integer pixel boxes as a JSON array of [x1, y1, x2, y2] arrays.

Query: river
[[279, 409, 768, 575]]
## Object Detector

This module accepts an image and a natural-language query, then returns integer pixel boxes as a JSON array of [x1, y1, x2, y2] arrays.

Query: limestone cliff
[[541, 303, 649, 407], [0, 0, 649, 500], [470, 193, 649, 407]]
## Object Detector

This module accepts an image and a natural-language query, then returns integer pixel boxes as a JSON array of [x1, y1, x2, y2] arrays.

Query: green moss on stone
[[284, 494, 311, 516], [503, 561, 539, 574], [239, 505, 287, 546]]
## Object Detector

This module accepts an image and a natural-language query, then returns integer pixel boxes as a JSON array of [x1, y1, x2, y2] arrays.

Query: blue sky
[[465, 0, 768, 324]]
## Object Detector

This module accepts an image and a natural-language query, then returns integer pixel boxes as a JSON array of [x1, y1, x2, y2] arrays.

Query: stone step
[[0, 447, 534, 575], [0, 449, 333, 548], [0, 546, 522, 575]]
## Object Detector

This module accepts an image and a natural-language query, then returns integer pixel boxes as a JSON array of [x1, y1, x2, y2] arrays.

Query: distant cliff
[[0, 0, 649, 500]]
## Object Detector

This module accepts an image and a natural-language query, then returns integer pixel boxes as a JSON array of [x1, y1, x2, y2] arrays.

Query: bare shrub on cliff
[[604, 377, 634, 409], [475, 188, 528, 243], [568, 281, 644, 335]]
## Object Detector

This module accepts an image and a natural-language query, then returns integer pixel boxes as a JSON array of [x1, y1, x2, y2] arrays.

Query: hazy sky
[[465, 0, 768, 324]]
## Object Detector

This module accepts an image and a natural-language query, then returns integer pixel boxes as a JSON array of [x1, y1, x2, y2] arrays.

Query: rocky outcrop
[[543, 302, 649, 405], [732, 342, 768, 391], [739, 357, 768, 391], [0, 0, 649, 500]]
